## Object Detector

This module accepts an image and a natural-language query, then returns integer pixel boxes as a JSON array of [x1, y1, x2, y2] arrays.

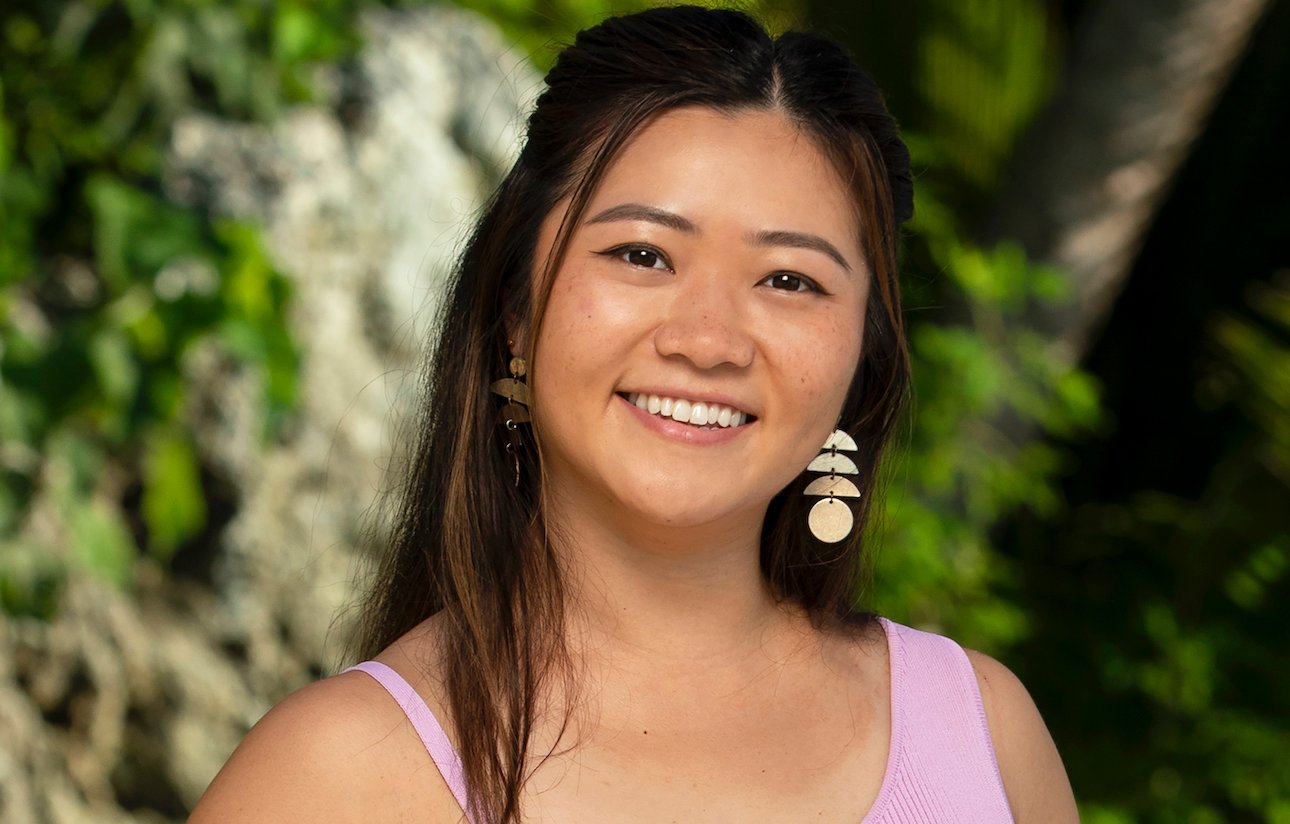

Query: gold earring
[[803, 429, 861, 543], [490, 354, 529, 487]]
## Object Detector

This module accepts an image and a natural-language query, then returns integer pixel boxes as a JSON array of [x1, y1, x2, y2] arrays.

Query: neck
[[544, 485, 795, 665]]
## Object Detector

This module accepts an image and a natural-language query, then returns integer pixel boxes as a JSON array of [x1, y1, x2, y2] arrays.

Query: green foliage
[[871, 175, 1104, 650], [915, 0, 1054, 192], [0, 0, 354, 615], [1005, 274, 1290, 824], [141, 426, 205, 560], [452, 0, 649, 65], [1207, 279, 1290, 474], [807, 0, 1053, 204]]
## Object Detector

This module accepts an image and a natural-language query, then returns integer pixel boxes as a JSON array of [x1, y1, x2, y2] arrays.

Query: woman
[[190, 6, 1078, 823]]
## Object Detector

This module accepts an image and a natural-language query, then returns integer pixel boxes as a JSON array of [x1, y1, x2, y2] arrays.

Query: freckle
[[643, 730, 648, 735]]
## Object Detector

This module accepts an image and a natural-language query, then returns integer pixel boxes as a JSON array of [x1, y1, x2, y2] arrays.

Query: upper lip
[[619, 388, 758, 418]]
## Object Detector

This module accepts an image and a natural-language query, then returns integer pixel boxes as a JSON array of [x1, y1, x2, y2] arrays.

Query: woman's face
[[528, 106, 869, 535]]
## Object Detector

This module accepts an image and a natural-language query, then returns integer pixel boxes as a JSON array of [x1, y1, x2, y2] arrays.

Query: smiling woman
[[188, 6, 1078, 824]]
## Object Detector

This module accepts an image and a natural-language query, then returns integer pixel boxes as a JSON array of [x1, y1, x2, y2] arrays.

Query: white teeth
[[626, 393, 750, 429]]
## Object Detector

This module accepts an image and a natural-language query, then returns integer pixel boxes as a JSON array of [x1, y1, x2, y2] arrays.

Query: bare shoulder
[[963, 649, 1080, 824], [189, 639, 462, 822]]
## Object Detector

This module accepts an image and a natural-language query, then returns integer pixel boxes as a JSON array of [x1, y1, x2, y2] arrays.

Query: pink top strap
[[863, 618, 1014, 823], [344, 661, 478, 823]]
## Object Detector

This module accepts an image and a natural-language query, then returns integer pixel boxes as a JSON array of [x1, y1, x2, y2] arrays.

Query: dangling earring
[[490, 349, 529, 487], [803, 429, 861, 543]]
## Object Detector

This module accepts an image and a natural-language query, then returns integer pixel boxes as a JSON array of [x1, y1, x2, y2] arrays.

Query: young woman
[[190, 6, 1078, 823]]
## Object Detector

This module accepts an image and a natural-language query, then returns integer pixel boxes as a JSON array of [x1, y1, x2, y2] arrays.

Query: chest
[[519, 667, 891, 823]]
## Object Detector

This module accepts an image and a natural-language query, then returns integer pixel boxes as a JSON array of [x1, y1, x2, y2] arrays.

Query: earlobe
[[505, 329, 528, 358], [501, 288, 529, 358]]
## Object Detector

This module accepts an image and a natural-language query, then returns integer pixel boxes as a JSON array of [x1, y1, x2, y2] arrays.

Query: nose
[[653, 281, 755, 370]]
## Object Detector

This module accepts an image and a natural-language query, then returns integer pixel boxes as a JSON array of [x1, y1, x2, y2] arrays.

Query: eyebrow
[[749, 229, 852, 273], [585, 203, 697, 233], [584, 202, 853, 272]]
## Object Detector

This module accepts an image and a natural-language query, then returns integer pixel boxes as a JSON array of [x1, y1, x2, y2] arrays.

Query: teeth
[[624, 393, 751, 429]]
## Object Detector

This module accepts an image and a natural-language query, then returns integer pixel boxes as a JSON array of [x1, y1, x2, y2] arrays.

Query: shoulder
[[189, 656, 460, 822], [963, 649, 1080, 824]]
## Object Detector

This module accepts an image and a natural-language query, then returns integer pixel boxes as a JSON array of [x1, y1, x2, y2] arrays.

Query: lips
[[621, 392, 754, 429]]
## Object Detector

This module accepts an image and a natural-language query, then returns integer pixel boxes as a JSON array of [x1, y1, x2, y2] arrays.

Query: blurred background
[[1, 0, 1287, 821]]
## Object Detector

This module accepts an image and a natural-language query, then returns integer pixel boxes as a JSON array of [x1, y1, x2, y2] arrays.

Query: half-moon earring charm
[[491, 355, 530, 487], [803, 429, 860, 543]]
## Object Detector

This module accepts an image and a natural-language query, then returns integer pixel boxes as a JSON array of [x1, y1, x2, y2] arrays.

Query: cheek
[[771, 311, 864, 405], [545, 266, 654, 346], [534, 267, 647, 391], [764, 314, 864, 474]]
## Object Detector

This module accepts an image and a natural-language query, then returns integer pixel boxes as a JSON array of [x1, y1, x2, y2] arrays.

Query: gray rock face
[[0, 9, 536, 821]]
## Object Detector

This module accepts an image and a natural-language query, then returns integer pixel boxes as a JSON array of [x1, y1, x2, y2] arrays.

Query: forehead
[[582, 106, 861, 248]]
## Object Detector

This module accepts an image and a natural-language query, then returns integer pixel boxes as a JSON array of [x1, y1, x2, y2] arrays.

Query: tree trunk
[[983, 0, 1271, 360]]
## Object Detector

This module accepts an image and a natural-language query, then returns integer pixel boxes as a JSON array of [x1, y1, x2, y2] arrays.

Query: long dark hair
[[355, 6, 913, 822]]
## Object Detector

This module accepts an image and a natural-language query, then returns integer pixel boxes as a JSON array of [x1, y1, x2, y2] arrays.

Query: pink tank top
[[345, 618, 1014, 823]]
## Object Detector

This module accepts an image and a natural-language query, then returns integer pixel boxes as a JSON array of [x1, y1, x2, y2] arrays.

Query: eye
[[598, 245, 673, 271], [761, 272, 822, 293]]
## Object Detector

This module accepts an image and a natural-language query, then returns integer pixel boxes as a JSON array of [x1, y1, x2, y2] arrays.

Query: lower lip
[[618, 395, 752, 445]]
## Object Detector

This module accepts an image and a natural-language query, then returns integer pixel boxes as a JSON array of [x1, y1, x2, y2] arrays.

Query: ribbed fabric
[[347, 619, 1013, 823], [864, 618, 1015, 823], [343, 661, 478, 824]]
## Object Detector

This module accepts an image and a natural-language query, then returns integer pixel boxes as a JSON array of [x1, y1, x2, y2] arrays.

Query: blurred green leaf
[[64, 496, 136, 589], [141, 427, 205, 560], [916, 0, 1054, 191], [0, 538, 63, 620], [86, 176, 208, 290], [87, 329, 139, 407]]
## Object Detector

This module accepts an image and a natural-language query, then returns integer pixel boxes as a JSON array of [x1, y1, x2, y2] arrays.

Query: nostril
[[653, 317, 756, 371]]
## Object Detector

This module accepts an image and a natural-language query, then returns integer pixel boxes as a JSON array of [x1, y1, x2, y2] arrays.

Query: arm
[[965, 650, 1080, 824], [187, 671, 463, 823]]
